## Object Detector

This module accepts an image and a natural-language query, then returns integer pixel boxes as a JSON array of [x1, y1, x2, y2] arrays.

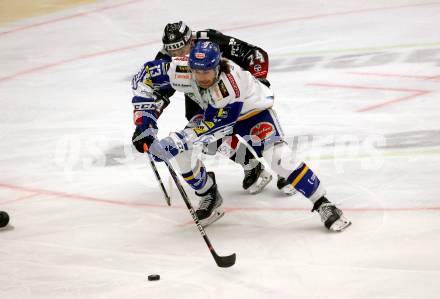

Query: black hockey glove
[[132, 128, 157, 153], [257, 77, 271, 88]]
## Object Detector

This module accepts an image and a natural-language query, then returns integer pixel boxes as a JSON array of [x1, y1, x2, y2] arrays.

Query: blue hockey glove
[[148, 132, 191, 162]]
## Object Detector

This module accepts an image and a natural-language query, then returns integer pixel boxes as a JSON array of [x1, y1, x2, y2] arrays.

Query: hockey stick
[[165, 161, 236, 268], [144, 144, 171, 206]]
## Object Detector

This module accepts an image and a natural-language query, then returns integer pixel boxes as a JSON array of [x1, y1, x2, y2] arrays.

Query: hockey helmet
[[189, 41, 221, 70], [162, 21, 192, 51]]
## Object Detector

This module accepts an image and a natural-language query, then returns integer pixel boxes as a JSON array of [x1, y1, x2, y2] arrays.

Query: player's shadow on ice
[[0, 225, 15, 232]]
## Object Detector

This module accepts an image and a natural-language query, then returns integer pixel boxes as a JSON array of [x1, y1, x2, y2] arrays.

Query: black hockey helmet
[[162, 21, 192, 51]]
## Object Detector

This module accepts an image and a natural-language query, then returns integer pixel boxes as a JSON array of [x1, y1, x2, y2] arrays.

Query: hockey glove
[[257, 77, 271, 88], [148, 131, 191, 162], [132, 127, 157, 153], [132, 96, 162, 153]]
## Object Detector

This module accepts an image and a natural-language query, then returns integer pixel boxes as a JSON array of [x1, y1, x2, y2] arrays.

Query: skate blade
[[281, 184, 297, 196], [248, 171, 273, 195], [199, 209, 225, 228], [329, 216, 352, 232]]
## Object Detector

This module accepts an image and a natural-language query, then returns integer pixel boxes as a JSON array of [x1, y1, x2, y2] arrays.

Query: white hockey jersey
[[167, 57, 274, 142], [168, 57, 274, 118]]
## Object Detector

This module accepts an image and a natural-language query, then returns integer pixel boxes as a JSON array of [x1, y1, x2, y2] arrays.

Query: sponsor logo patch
[[134, 102, 155, 110], [193, 121, 215, 135], [176, 65, 190, 73], [250, 122, 275, 142], [175, 74, 191, 79], [218, 80, 229, 98], [226, 73, 240, 98], [195, 52, 205, 59]]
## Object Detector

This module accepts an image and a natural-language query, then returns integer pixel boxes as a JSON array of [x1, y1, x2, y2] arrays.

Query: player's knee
[[262, 142, 301, 177]]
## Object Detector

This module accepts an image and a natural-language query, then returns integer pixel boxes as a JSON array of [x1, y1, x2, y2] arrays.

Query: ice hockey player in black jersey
[[133, 21, 294, 195]]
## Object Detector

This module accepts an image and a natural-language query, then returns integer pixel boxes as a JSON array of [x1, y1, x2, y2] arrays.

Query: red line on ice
[[0, 40, 159, 83], [306, 82, 431, 112], [348, 71, 440, 81], [2, 2, 440, 83], [0, 0, 143, 37], [1, 182, 440, 212], [221, 2, 440, 32], [357, 91, 430, 112], [0, 182, 167, 209], [3, 1, 437, 37], [307, 83, 427, 93], [0, 193, 40, 206]]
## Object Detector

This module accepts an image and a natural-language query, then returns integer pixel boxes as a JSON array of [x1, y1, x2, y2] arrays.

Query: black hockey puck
[[148, 274, 160, 281], [0, 211, 9, 228]]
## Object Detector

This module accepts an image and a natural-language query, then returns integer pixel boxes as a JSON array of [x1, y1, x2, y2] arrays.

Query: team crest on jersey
[[250, 122, 275, 143], [216, 107, 229, 119], [194, 121, 215, 135], [218, 80, 229, 98]]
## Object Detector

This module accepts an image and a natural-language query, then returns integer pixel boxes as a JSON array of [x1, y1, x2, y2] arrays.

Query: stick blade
[[214, 252, 236, 268]]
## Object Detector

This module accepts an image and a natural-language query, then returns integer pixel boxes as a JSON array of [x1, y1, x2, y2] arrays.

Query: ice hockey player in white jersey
[[148, 41, 351, 231], [155, 21, 281, 195]]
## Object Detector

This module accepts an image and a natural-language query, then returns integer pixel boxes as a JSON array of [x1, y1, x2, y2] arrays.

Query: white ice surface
[[1, 1, 440, 298]]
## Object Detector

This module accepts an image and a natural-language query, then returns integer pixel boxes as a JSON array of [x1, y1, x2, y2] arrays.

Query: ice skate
[[312, 197, 351, 232], [276, 175, 297, 195], [195, 172, 224, 227], [243, 160, 272, 194]]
